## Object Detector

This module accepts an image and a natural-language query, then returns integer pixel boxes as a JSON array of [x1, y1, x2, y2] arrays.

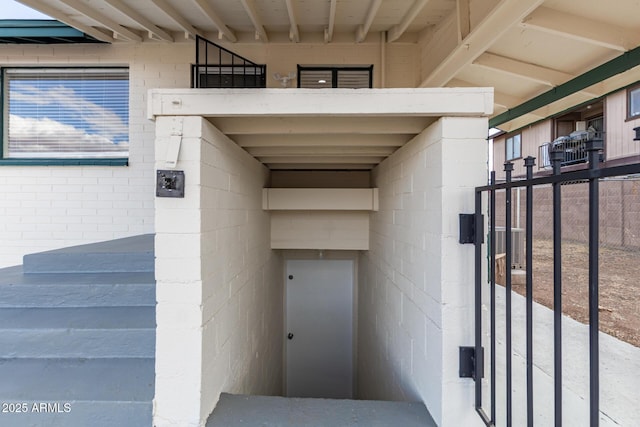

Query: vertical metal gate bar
[[475, 190, 483, 409], [587, 140, 602, 426], [551, 149, 564, 426], [504, 161, 514, 427], [490, 171, 497, 424], [524, 157, 535, 427]]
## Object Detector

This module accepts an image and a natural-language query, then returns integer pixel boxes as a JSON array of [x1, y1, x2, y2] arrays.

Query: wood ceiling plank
[[520, 6, 636, 52]]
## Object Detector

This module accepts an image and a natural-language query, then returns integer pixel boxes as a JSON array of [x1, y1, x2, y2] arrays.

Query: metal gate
[[471, 137, 640, 426]]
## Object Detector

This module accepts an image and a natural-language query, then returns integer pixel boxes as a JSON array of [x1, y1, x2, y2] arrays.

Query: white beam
[[104, 0, 173, 42], [356, 0, 383, 43], [456, 0, 470, 41], [388, 0, 430, 43], [473, 52, 574, 86], [266, 163, 375, 170], [258, 156, 386, 164], [420, 0, 545, 87], [15, 0, 114, 43], [148, 88, 494, 119], [240, 0, 269, 42], [324, 0, 337, 43], [285, 0, 300, 42], [151, 0, 202, 39], [192, 0, 237, 42], [246, 146, 397, 157], [213, 117, 432, 135], [520, 6, 636, 52], [57, 0, 142, 41], [448, 78, 524, 109], [234, 134, 411, 147]]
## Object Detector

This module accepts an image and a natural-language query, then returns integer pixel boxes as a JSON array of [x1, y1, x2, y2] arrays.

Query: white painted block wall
[[0, 43, 191, 268], [358, 117, 488, 426], [154, 116, 282, 427]]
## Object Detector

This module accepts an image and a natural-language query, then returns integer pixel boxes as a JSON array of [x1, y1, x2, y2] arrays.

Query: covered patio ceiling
[[17, 0, 640, 133]]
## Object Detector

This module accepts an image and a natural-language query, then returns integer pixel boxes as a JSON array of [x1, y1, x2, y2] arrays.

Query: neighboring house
[[493, 85, 640, 179], [1, 1, 640, 427]]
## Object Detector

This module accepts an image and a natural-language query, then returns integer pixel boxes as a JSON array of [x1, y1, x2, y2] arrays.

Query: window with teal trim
[[2, 67, 129, 163]]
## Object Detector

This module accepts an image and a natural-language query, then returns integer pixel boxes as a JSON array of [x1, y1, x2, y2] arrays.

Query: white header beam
[[148, 88, 494, 119], [104, 0, 173, 42], [58, 0, 142, 41]]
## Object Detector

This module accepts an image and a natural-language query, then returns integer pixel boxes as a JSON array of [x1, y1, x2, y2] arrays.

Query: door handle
[[287, 333, 294, 340]]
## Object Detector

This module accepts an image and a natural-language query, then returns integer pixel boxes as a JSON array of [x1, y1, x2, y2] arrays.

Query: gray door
[[285, 259, 354, 399]]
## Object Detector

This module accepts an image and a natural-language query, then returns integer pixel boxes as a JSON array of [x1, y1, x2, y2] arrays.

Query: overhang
[[148, 87, 494, 170], [0, 20, 105, 44]]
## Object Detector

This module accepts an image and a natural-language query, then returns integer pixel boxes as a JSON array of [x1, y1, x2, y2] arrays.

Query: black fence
[[472, 137, 640, 426], [192, 35, 266, 88]]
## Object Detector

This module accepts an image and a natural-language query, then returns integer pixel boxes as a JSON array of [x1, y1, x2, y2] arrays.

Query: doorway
[[285, 259, 354, 399]]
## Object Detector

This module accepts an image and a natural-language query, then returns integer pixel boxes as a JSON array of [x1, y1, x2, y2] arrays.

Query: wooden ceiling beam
[[387, 0, 430, 43], [356, 0, 383, 43], [473, 52, 574, 87], [151, 0, 202, 39], [284, 0, 300, 42], [420, 0, 545, 87], [57, 0, 142, 41], [104, 0, 173, 42], [324, 0, 337, 43], [192, 0, 237, 42], [240, 0, 269, 42]]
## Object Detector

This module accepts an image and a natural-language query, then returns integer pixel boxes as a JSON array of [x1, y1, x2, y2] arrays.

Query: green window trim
[[0, 158, 128, 166]]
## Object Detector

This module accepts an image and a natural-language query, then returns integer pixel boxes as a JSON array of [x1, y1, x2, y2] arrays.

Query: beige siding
[[493, 121, 552, 180], [605, 90, 640, 160]]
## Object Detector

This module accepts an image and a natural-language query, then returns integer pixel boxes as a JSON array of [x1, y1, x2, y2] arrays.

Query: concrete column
[[153, 115, 283, 427], [154, 116, 206, 427]]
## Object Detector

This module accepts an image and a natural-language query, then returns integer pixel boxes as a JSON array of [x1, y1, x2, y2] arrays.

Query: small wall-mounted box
[[156, 170, 185, 198]]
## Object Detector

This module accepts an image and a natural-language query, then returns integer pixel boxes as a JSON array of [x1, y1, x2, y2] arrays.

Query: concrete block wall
[[358, 117, 488, 426], [0, 42, 191, 268], [154, 116, 282, 427]]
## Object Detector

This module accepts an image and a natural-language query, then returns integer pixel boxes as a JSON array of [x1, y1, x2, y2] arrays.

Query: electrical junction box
[[156, 170, 185, 198]]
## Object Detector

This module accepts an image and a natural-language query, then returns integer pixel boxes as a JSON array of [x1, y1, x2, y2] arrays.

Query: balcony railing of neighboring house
[[192, 35, 266, 89], [538, 129, 604, 169]]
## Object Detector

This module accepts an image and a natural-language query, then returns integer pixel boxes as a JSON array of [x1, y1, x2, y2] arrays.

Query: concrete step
[[0, 307, 155, 358], [0, 358, 154, 427], [23, 234, 155, 274], [0, 267, 155, 308], [207, 393, 437, 427]]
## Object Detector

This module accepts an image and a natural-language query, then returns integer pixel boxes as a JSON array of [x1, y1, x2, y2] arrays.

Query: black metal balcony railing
[[538, 130, 604, 169], [192, 35, 266, 89]]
